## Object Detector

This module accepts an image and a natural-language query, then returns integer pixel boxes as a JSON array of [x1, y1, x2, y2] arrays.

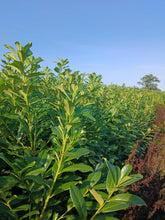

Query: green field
[[0, 42, 165, 219]]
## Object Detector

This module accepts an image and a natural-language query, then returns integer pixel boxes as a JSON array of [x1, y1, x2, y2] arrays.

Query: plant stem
[[39, 136, 67, 219]]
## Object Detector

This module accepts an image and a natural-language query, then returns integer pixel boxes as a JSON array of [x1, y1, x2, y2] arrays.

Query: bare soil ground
[[119, 105, 165, 219]]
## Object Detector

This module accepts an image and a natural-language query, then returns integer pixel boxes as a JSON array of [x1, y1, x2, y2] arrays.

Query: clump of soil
[[120, 105, 165, 219]]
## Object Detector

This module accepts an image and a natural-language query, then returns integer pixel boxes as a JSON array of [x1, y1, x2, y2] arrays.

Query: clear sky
[[1, 0, 165, 90]]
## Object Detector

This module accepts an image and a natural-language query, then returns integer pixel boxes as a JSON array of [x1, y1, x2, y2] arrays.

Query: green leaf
[[90, 189, 104, 205], [101, 193, 146, 213], [106, 171, 115, 194], [88, 171, 102, 187], [51, 126, 63, 141], [118, 174, 143, 187], [118, 164, 132, 183], [24, 150, 34, 163], [83, 112, 96, 121], [86, 201, 99, 210], [20, 210, 40, 220], [15, 41, 22, 50], [70, 184, 87, 220], [42, 209, 52, 220], [23, 42, 32, 54], [17, 124, 24, 140], [19, 161, 36, 175], [13, 204, 30, 212], [56, 85, 71, 100], [106, 161, 121, 185], [65, 148, 90, 162], [0, 153, 16, 170], [3, 113, 20, 120], [6, 52, 18, 61], [52, 181, 77, 196], [26, 72, 45, 79], [52, 160, 58, 177], [9, 60, 24, 73], [37, 149, 52, 170], [5, 44, 17, 54], [26, 167, 45, 176], [0, 176, 18, 190], [61, 163, 93, 173]]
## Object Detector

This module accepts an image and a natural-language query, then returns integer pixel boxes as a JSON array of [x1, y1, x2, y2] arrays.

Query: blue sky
[[1, 0, 165, 90]]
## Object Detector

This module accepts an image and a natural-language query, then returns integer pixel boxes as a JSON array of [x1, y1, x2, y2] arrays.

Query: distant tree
[[137, 74, 160, 91]]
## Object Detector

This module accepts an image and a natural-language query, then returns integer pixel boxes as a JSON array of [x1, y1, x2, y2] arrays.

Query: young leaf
[[70, 184, 87, 220], [90, 189, 104, 205], [5, 44, 17, 54], [118, 164, 132, 183]]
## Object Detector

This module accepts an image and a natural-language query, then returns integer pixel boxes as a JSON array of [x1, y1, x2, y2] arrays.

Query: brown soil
[[119, 105, 165, 220]]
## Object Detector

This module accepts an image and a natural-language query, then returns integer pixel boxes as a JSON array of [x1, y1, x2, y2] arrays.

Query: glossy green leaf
[[118, 174, 143, 187], [106, 171, 115, 193], [62, 163, 93, 173], [101, 193, 146, 213], [70, 184, 87, 220], [118, 164, 132, 183], [106, 161, 121, 185]]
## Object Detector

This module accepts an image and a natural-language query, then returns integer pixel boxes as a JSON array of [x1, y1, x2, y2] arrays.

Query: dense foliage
[[0, 42, 165, 219]]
